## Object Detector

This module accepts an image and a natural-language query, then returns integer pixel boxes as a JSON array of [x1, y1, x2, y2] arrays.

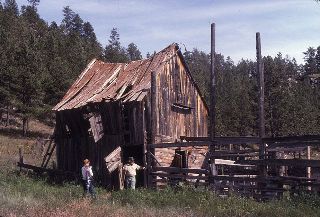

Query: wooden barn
[[52, 43, 208, 189]]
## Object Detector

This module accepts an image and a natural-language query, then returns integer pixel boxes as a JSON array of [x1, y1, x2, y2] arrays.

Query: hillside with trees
[[0, 0, 319, 137]]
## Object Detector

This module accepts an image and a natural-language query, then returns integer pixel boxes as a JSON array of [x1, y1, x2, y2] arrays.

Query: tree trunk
[[0, 109, 2, 125], [5, 104, 10, 127], [22, 117, 28, 137]]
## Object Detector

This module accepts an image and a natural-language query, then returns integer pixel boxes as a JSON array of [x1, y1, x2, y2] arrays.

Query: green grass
[[1, 170, 320, 217], [1, 118, 320, 217], [112, 187, 320, 217]]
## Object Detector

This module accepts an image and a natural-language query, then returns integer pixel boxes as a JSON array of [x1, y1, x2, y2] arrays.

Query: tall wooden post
[[147, 70, 157, 188], [256, 32, 266, 176], [210, 23, 216, 142], [151, 70, 157, 144], [208, 23, 217, 187], [307, 146, 311, 190]]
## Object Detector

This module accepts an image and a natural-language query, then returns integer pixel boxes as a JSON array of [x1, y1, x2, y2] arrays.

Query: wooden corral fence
[[146, 135, 320, 200]]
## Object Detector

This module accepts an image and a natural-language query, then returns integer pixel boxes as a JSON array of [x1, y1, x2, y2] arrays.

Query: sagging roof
[[53, 43, 207, 111]]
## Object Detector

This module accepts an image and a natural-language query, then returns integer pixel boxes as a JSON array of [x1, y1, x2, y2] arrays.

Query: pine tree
[[104, 28, 128, 63], [82, 21, 103, 60], [3, 0, 18, 15], [234, 59, 257, 136], [27, 0, 39, 9], [315, 46, 320, 73], [303, 47, 317, 75], [0, 1, 20, 126], [61, 6, 75, 34], [127, 43, 142, 61], [16, 2, 46, 135], [183, 48, 210, 103]]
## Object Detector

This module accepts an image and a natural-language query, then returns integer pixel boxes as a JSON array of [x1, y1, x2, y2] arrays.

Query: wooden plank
[[104, 146, 121, 162], [149, 141, 211, 148], [151, 173, 209, 180], [215, 159, 255, 167], [104, 146, 122, 173], [212, 149, 259, 155], [17, 162, 76, 176], [210, 152, 260, 158], [106, 160, 121, 174], [210, 175, 258, 182], [152, 166, 208, 174], [153, 178, 209, 185], [267, 147, 306, 152], [266, 175, 316, 182], [262, 135, 320, 143], [267, 141, 320, 148], [180, 136, 210, 142], [237, 159, 320, 168]]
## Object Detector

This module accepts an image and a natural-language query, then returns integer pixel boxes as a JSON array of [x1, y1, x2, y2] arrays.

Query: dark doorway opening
[[122, 145, 145, 187]]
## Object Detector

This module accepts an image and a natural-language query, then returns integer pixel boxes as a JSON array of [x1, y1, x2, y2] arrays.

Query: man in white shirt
[[81, 159, 96, 198], [123, 157, 145, 190]]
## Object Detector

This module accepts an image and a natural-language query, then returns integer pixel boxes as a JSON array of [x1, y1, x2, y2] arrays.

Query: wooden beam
[[210, 152, 260, 158], [267, 141, 320, 148], [151, 173, 209, 180], [256, 32, 265, 145], [237, 159, 320, 168], [263, 135, 320, 143], [17, 162, 76, 176], [151, 70, 157, 144], [147, 151, 162, 166], [152, 166, 209, 174], [149, 141, 211, 148], [256, 32, 267, 180], [215, 137, 260, 145], [210, 23, 216, 140], [210, 175, 258, 182], [256, 32, 265, 139]]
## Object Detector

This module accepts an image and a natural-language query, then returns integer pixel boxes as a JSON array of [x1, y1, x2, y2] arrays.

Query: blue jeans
[[125, 176, 136, 190], [82, 179, 96, 197]]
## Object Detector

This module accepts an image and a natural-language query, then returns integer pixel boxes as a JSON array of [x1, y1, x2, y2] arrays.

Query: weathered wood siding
[[123, 101, 145, 146], [55, 101, 124, 189], [153, 55, 208, 167], [155, 54, 208, 142]]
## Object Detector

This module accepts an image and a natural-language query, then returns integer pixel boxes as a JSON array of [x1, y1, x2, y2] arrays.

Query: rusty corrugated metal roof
[[53, 43, 209, 112], [53, 44, 177, 111]]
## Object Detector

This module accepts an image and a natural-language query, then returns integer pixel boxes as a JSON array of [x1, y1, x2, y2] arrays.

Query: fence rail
[[147, 135, 320, 200]]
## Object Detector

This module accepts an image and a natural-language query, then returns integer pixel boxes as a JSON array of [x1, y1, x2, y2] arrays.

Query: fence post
[[307, 146, 311, 191], [19, 147, 23, 172]]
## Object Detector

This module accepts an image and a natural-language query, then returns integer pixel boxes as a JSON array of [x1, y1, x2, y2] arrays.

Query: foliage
[[0, 0, 319, 137], [184, 47, 320, 137], [104, 28, 129, 63]]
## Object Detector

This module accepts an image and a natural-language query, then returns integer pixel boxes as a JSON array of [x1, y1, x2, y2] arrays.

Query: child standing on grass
[[81, 159, 96, 198], [123, 157, 145, 190]]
